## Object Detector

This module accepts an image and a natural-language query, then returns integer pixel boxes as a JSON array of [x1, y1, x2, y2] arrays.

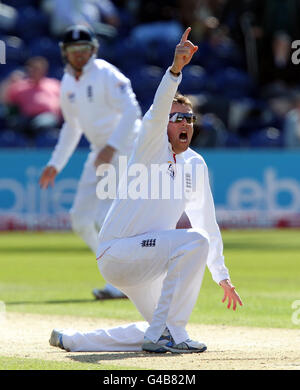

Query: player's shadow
[[67, 352, 177, 364], [0, 246, 89, 254], [224, 242, 300, 251], [6, 299, 96, 305]]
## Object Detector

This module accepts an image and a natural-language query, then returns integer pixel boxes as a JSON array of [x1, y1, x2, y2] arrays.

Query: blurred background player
[[39, 24, 141, 300]]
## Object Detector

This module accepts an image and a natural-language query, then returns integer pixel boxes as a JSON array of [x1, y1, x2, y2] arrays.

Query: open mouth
[[179, 131, 188, 143]]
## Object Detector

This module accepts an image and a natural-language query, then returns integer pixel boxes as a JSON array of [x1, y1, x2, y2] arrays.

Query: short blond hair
[[172, 92, 193, 110]]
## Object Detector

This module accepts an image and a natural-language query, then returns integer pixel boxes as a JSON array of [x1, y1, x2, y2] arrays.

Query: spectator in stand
[[0, 70, 25, 104], [258, 31, 300, 88], [248, 0, 300, 88], [249, 0, 300, 44], [4, 56, 62, 140]]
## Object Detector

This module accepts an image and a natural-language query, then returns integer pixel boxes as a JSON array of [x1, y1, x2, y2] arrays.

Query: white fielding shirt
[[48, 56, 141, 172], [98, 68, 230, 284]]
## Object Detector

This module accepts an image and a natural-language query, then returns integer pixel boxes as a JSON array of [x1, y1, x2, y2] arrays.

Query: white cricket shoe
[[142, 328, 173, 353], [49, 329, 69, 351], [92, 288, 128, 300], [142, 330, 207, 354], [164, 338, 207, 353]]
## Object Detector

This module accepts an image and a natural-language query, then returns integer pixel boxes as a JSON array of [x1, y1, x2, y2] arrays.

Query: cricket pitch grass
[[0, 230, 300, 370]]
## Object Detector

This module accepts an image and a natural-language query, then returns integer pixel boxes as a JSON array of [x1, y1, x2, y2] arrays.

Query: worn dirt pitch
[[0, 312, 300, 370]]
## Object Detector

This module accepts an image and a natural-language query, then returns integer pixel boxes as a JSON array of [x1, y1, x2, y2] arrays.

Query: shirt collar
[[168, 142, 187, 163]]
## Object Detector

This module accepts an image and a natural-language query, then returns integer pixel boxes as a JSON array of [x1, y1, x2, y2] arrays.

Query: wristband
[[170, 69, 180, 77]]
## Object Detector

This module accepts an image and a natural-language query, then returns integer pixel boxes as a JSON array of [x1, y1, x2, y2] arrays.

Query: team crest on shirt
[[141, 239, 156, 247], [167, 161, 176, 179], [67, 92, 75, 102]]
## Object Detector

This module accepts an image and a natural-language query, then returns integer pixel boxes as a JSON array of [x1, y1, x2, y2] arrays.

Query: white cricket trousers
[[62, 229, 209, 352]]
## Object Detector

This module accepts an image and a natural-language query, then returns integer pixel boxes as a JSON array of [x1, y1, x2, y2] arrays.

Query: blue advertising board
[[0, 148, 300, 229], [0, 149, 88, 229], [202, 150, 300, 227]]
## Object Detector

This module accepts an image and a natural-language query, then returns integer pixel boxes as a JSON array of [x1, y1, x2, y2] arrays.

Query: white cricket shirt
[[48, 56, 141, 172], [98, 67, 230, 284]]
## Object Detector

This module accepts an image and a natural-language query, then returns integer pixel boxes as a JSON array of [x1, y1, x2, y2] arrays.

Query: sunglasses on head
[[169, 112, 196, 124], [65, 44, 93, 53]]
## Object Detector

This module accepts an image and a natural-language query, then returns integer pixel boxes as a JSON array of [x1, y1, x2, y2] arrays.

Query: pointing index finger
[[180, 27, 191, 44]]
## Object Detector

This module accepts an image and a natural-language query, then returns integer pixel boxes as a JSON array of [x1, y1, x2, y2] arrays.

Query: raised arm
[[135, 27, 198, 162], [150, 27, 198, 122], [169, 27, 198, 76]]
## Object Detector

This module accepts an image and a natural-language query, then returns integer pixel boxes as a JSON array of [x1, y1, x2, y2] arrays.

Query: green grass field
[[0, 229, 300, 369]]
